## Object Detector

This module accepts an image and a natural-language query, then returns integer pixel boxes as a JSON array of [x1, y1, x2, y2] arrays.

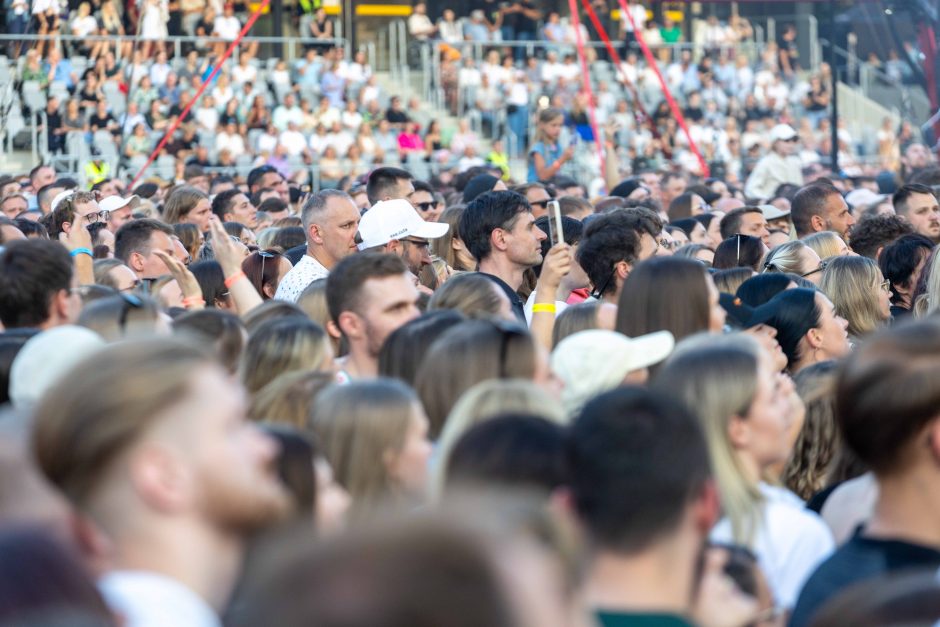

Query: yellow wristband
[[532, 303, 556, 314]]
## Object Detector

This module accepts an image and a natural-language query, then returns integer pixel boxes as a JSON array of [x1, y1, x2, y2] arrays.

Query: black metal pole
[[829, 0, 839, 175]]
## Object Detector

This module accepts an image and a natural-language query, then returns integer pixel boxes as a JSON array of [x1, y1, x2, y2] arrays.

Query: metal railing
[[0, 33, 351, 65]]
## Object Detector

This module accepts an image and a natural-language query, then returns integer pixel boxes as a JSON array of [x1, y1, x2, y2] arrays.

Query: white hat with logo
[[357, 199, 449, 251]]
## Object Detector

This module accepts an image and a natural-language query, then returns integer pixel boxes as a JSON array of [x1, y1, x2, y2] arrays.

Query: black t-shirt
[[790, 534, 940, 627], [481, 272, 525, 323], [89, 112, 114, 130], [385, 108, 410, 125], [507, 0, 538, 32]]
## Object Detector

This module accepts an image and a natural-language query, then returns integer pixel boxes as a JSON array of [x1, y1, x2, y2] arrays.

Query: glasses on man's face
[[414, 201, 436, 213], [77, 210, 104, 224], [401, 238, 430, 250], [529, 199, 551, 209]]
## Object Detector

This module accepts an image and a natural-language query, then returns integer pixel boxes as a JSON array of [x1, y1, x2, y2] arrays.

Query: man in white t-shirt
[[31, 339, 291, 627], [275, 189, 362, 302], [213, 3, 240, 40]]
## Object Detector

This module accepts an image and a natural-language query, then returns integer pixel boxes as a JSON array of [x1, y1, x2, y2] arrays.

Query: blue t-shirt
[[527, 140, 563, 183]]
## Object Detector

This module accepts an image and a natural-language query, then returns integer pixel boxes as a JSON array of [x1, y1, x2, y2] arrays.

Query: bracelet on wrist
[[532, 303, 556, 314], [182, 296, 205, 308], [223, 270, 246, 288], [70, 247, 93, 258]]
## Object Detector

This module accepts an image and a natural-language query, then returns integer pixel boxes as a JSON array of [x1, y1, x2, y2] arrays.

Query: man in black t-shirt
[[500, 0, 540, 61], [88, 100, 118, 136], [790, 319, 940, 627]]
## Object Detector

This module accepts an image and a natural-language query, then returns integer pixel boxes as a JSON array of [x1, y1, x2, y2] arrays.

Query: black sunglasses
[[414, 201, 436, 212], [493, 320, 528, 378]]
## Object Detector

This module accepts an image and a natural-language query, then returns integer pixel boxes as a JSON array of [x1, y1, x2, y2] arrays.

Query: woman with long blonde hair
[[819, 255, 891, 341], [654, 335, 834, 610], [311, 379, 432, 518]]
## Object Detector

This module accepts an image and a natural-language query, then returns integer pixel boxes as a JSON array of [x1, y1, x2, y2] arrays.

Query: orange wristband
[[224, 270, 246, 288]]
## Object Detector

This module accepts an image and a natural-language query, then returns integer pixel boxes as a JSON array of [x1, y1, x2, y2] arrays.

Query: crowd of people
[[4, 0, 940, 625], [1, 128, 940, 626]]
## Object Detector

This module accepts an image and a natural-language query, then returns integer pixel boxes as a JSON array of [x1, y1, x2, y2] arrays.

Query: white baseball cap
[[99, 194, 141, 213], [760, 203, 790, 221], [10, 326, 105, 409], [357, 199, 449, 250], [551, 329, 675, 416], [770, 124, 798, 142]]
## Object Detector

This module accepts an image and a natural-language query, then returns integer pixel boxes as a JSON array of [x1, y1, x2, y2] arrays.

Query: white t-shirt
[[275, 254, 330, 302], [100, 571, 221, 627], [232, 63, 257, 85], [710, 483, 835, 610], [213, 15, 241, 40]]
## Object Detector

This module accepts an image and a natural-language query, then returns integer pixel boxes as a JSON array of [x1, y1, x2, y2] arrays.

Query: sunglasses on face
[[414, 201, 436, 212], [401, 238, 430, 249], [529, 199, 551, 208]]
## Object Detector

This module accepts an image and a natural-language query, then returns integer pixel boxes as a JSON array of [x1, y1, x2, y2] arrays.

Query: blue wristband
[[70, 248, 93, 258]]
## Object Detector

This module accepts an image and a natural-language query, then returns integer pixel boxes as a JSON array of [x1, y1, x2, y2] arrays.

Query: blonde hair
[[77, 294, 162, 342], [819, 255, 887, 338], [432, 379, 565, 498], [32, 340, 214, 507], [241, 317, 331, 394], [427, 273, 506, 319], [534, 107, 564, 144], [782, 361, 840, 500], [296, 278, 342, 356], [763, 240, 812, 275], [310, 379, 417, 516], [656, 334, 764, 546], [248, 370, 335, 429], [431, 205, 474, 272], [802, 231, 846, 260]]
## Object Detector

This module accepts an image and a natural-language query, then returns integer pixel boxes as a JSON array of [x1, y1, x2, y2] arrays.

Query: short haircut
[[576, 209, 661, 298], [558, 196, 593, 217], [36, 184, 63, 210], [849, 214, 914, 260], [114, 218, 174, 263], [301, 189, 353, 231], [892, 183, 936, 217], [458, 191, 530, 263], [257, 197, 289, 215], [29, 164, 52, 184], [719, 207, 763, 240], [247, 165, 282, 191], [791, 184, 841, 236], [211, 188, 242, 220], [878, 234, 935, 303], [366, 166, 414, 205], [32, 339, 215, 507], [326, 253, 408, 323], [837, 319, 940, 475], [411, 179, 434, 195], [713, 234, 765, 271], [567, 386, 710, 552], [0, 240, 73, 328]]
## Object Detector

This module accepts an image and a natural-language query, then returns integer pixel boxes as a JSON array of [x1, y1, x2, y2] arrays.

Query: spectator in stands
[[744, 124, 803, 200], [275, 190, 360, 302], [878, 234, 934, 319], [459, 191, 547, 322], [366, 166, 414, 206], [529, 108, 576, 183], [326, 253, 420, 380], [32, 339, 290, 625], [577, 209, 661, 305], [0, 240, 79, 330], [568, 386, 757, 627], [791, 184, 855, 241], [791, 320, 940, 626], [892, 184, 940, 243], [114, 218, 175, 282]]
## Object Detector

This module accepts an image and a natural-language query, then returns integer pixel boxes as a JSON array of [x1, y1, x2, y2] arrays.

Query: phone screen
[[547, 200, 564, 246]]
